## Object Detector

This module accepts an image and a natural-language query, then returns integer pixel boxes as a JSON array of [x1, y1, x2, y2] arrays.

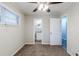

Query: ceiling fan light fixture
[[29, 2, 63, 12], [43, 4, 48, 11], [38, 3, 49, 11], [38, 3, 44, 11]]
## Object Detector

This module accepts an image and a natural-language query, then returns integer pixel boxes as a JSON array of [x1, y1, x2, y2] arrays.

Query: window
[[0, 5, 19, 25]]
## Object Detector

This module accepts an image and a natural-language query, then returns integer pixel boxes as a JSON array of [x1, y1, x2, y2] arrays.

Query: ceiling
[[4, 2, 74, 17]]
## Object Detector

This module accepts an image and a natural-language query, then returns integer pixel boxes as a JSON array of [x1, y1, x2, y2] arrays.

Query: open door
[[34, 19, 43, 44], [61, 16, 67, 50]]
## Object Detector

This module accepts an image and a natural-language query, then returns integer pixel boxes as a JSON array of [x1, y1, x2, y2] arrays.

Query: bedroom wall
[[0, 3, 25, 56], [24, 15, 50, 44], [61, 3, 79, 56]]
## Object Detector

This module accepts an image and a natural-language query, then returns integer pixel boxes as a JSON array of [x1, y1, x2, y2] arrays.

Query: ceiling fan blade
[[47, 8, 50, 13], [49, 2, 63, 4], [33, 8, 38, 12]]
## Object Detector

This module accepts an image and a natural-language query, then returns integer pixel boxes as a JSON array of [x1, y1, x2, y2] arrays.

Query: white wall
[[24, 15, 50, 44], [61, 3, 79, 56], [24, 15, 34, 44], [0, 3, 25, 56], [50, 18, 61, 45]]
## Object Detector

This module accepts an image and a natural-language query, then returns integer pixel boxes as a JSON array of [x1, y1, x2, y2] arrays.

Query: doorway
[[34, 19, 43, 44], [61, 16, 67, 50]]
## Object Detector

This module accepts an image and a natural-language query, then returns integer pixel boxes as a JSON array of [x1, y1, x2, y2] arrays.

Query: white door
[[50, 18, 61, 45]]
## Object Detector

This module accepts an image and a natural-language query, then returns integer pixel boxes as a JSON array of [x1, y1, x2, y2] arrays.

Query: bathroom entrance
[[34, 19, 43, 44]]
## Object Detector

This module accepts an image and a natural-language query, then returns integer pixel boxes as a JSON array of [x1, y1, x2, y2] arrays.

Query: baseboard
[[11, 43, 25, 56], [42, 42, 50, 45], [25, 42, 35, 45], [50, 43, 61, 45]]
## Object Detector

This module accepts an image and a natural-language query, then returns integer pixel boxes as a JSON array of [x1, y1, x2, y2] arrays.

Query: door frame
[[61, 16, 68, 50], [33, 19, 43, 44]]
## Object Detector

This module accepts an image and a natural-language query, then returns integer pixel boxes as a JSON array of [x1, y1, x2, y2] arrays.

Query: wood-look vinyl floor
[[15, 44, 70, 56]]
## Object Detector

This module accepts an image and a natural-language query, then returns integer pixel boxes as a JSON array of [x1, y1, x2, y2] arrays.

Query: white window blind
[[0, 5, 19, 25]]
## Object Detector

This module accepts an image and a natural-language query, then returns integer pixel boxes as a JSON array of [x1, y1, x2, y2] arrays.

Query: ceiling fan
[[29, 2, 63, 13]]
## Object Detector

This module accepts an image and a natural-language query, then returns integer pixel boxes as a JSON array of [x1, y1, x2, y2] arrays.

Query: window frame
[[0, 5, 19, 25]]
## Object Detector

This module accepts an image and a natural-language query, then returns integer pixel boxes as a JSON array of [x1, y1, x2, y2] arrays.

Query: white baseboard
[[25, 42, 35, 45], [11, 43, 25, 56], [50, 44, 61, 46], [42, 42, 50, 45]]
